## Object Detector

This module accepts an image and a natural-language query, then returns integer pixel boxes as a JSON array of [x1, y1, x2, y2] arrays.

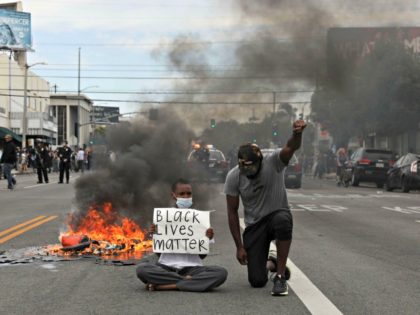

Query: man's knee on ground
[[215, 267, 228, 283], [248, 275, 268, 288], [136, 262, 153, 280]]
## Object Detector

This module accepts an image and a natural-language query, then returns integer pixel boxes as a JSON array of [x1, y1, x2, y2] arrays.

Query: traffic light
[[272, 124, 279, 137], [210, 118, 216, 128]]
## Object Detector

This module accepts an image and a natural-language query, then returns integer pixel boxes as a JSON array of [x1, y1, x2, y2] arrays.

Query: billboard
[[91, 106, 120, 123], [327, 27, 420, 83], [0, 9, 32, 50]]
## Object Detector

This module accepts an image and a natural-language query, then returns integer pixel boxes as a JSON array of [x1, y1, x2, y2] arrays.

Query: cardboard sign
[[153, 208, 210, 254]]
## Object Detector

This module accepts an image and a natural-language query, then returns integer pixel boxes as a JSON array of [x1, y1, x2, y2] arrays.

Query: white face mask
[[176, 197, 193, 209]]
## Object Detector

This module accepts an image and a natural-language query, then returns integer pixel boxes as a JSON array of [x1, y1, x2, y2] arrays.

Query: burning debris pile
[[0, 203, 154, 266], [50, 203, 152, 260]]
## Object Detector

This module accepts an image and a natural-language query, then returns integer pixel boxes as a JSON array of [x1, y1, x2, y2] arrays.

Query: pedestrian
[[224, 119, 306, 296], [20, 148, 28, 173], [58, 141, 72, 184], [35, 143, 49, 184], [313, 152, 326, 179], [136, 178, 228, 292], [85, 146, 92, 170], [0, 134, 17, 190], [76, 147, 85, 173], [336, 148, 348, 186]]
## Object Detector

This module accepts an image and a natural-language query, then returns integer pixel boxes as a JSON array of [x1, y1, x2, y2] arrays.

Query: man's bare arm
[[226, 195, 248, 265], [280, 120, 307, 165]]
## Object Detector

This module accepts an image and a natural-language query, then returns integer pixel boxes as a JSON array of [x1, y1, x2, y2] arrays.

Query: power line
[[1, 93, 310, 104], [0, 88, 315, 95], [0, 74, 311, 80], [0, 62, 243, 68]]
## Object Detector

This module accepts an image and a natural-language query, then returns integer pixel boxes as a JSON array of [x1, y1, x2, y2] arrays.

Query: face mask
[[239, 160, 262, 177], [176, 197, 193, 209]]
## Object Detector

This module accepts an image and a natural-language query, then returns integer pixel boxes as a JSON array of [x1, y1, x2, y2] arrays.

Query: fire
[[51, 203, 152, 260]]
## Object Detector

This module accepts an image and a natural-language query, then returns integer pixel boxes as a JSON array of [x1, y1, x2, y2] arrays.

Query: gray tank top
[[224, 149, 290, 227]]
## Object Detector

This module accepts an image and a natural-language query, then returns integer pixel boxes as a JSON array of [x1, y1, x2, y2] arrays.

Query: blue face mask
[[176, 197, 193, 209]]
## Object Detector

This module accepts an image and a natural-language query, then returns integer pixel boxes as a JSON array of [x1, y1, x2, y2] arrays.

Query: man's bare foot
[[145, 283, 156, 291]]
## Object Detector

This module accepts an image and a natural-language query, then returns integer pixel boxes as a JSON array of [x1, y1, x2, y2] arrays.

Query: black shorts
[[242, 210, 293, 287], [243, 210, 293, 247]]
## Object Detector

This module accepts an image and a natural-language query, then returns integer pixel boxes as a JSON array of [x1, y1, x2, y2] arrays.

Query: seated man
[[136, 178, 228, 292]]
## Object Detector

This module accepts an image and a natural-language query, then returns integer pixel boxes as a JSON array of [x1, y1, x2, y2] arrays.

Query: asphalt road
[[0, 173, 419, 315]]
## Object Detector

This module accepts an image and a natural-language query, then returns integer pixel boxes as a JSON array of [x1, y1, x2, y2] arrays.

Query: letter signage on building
[[327, 27, 420, 85], [0, 9, 32, 50]]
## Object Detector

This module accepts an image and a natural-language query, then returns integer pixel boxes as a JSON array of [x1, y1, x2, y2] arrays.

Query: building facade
[[50, 94, 93, 147]]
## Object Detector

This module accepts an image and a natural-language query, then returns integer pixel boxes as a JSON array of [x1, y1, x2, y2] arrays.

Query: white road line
[[239, 218, 343, 315], [24, 182, 56, 189], [24, 176, 80, 189], [416, 220, 420, 223]]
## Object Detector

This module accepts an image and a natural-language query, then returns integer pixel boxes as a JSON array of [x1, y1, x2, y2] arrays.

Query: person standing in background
[[76, 147, 85, 173], [58, 141, 72, 184], [0, 134, 17, 190]]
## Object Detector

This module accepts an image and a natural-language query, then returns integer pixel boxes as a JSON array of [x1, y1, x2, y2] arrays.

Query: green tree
[[312, 39, 420, 147]]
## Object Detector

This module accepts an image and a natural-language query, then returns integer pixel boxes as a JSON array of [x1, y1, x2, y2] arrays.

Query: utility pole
[[272, 91, 276, 114], [22, 61, 46, 148], [22, 63, 28, 148], [77, 47, 81, 147]]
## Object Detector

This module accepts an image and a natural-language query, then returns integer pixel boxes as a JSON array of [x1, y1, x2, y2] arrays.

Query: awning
[[0, 127, 22, 142]]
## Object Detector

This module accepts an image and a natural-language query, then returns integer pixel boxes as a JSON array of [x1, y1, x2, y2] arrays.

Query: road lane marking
[[0, 216, 58, 244], [290, 204, 347, 212], [24, 182, 56, 189], [0, 216, 46, 238], [239, 218, 343, 315], [381, 206, 420, 214], [288, 192, 402, 199], [416, 220, 420, 223]]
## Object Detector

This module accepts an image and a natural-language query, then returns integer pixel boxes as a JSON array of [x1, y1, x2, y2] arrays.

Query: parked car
[[345, 148, 395, 188], [384, 153, 420, 193], [261, 149, 302, 188], [187, 147, 229, 183]]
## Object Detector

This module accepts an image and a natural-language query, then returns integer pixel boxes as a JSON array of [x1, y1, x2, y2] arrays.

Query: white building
[[0, 52, 57, 146], [50, 94, 93, 147]]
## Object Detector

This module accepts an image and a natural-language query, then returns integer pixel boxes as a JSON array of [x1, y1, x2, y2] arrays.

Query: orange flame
[[54, 203, 152, 259]]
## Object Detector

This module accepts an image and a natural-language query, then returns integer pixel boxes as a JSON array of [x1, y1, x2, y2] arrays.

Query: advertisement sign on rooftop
[[0, 9, 32, 51], [327, 27, 420, 83]]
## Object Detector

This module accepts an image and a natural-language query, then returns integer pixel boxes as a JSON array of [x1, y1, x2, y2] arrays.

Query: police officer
[[58, 141, 72, 184], [35, 142, 50, 184]]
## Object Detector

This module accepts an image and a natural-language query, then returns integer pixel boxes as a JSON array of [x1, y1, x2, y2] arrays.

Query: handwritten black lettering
[[173, 210, 182, 222], [187, 225, 194, 236], [199, 239, 207, 251], [189, 239, 197, 250], [192, 211, 200, 224], [156, 210, 163, 222]]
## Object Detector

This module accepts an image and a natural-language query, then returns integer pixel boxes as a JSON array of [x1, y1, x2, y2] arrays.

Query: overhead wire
[[0, 93, 310, 104]]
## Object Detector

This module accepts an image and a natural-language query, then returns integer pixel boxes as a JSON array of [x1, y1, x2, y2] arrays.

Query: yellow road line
[[0, 216, 46, 238], [0, 216, 58, 244]]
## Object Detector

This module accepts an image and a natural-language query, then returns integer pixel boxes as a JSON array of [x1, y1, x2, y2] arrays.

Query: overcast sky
[[2, 0, 420, 114]]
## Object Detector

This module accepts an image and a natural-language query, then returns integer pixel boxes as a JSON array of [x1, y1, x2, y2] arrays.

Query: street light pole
[[77, 85, 99, 147], [22, 62, 46, 148]]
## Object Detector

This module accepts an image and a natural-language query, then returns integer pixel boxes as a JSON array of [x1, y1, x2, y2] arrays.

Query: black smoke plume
[[72, 109, 215, 228]]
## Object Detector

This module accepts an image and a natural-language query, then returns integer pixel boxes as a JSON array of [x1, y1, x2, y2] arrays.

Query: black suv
[[385, 153, 420, 193], [345, 148, 395, 188]]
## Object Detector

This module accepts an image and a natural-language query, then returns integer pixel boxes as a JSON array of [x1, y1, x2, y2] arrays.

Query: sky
[[2, 0, 420, 116]]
